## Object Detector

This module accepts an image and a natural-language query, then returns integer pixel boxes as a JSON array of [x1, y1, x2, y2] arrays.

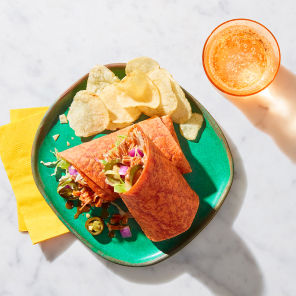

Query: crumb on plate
[[59, 114, 68, 124], [52, 134, 59, 141]]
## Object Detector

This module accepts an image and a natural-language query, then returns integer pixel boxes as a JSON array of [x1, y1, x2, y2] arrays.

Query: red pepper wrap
[[120, 126, 199, 242], [58, 116, 191, 202]]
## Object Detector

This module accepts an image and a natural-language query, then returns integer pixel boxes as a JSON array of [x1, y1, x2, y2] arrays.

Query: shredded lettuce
[[57, 177, 74, 193], [59, 172, 71, 182], [75, 173, 86, 184], [40, 160, 58, 167], [114, 184, 126, 193], [104, 159, 128, 191], [51, 148, 62, 161], [51, 166, 58, 176], [57, 176, 79, 199], [57, 159, 71, 170], [114, 135, 127, 147], [100, 159, 107, 165], [42, 148, 70, 176]]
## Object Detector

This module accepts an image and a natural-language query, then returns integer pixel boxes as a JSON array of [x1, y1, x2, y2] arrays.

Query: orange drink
[[203, 19, 280, 96]]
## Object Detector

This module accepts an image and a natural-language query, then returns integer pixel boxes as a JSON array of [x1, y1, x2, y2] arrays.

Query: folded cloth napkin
[[0, 107, 69, 244]]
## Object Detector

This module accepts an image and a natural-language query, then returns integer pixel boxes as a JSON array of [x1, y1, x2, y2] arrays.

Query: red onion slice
[[119, 165, 128, 176], [69, 165, 78, 176], [128, 147, 144, 158], [120, 226, 132, 238]]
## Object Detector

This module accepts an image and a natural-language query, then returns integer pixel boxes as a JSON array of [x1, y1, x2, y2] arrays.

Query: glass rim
[[202, 18, 281, 97]]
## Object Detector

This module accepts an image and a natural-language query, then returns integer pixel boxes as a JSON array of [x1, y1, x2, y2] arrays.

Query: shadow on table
[[222, 65, 296, 163], [87, 132, 264, 296], [39, 232, 76, 261]]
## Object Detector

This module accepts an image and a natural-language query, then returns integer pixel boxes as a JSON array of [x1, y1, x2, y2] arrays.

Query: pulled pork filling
[[55, 127, 146, 207], [102, 127, 146, 193], [57, 168, 102, 208]]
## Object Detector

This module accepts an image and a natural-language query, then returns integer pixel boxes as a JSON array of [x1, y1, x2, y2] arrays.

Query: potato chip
[[106, 121, 132, 131], [87, 65, 120, 95], [100, 84, 141, 124], [67, 90, 109, 137], [140, 69, 178, 117], [164, 71, 192, 124], [179, 113, 204, 140], [116, 70, 160, 109], [125, 57, 160, 75]]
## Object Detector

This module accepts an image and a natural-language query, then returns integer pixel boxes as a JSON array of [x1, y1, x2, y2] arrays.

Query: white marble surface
[[0, 1, 296, 295]]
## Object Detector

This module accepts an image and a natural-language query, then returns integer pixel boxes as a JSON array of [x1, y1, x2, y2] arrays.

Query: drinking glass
[[202, 19, 281, 96]]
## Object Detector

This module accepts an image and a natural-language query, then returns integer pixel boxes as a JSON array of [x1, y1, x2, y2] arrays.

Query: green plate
[[32, 63, 233, 267]]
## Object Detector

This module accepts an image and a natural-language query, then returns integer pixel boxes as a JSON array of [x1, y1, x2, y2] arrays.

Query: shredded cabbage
[[51, 148, 62, 160], [51, 166, 58, 176], [40, 160, 58, 167], [41, 148, 70, 176], [59, 172, 71, 182], [75, 173, 87, 184], [57, 177, 74, 193]]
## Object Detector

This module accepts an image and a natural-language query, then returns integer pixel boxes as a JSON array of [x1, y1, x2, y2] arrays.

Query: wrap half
[[104, 125, 199, 241], [58, 116, 191, 202]]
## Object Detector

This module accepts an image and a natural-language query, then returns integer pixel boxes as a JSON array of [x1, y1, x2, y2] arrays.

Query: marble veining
[[0, 1, 296, 296]]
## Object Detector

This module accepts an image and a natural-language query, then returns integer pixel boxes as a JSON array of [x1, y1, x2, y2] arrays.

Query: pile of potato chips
[[67, 57, 203, 140]]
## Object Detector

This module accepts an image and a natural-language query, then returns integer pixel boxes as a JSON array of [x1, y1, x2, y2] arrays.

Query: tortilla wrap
[[120, 126, 199, 241], [58, 116, 191, 201], [160, 115, 180, 147]]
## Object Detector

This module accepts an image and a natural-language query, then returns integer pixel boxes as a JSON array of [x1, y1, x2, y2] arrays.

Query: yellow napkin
[[10, 107, 49, 123], [10, 107, 49, 231], [0, 107, 69, 244]]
